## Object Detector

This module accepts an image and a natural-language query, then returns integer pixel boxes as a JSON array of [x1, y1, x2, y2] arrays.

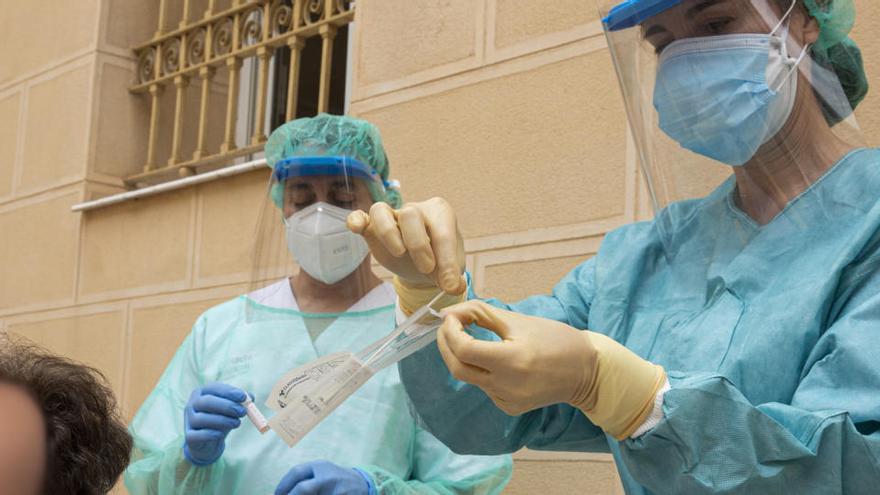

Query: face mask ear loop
[[773, 33, 812, 91], [774, 41, 811, 92], [770, 0, 799, 37], [769, 0, 809, 92]]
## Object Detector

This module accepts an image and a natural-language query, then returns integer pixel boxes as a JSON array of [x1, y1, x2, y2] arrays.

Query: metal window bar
[[128, 0, 354, 188]]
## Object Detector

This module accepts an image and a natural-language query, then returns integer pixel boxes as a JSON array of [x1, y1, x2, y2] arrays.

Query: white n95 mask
[[285, 202, 369, 285]]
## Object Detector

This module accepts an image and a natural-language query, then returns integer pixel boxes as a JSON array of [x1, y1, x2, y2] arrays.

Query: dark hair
[[0, 336, 132, 494]]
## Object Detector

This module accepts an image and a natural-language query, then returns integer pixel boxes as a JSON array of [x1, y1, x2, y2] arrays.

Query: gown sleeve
[[620, 255, 880, 493], [124, 315, 234, 495]]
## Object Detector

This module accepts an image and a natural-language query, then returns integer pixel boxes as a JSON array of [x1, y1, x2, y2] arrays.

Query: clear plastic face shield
[[242, 155, 446, 447], [597, 0, 866, 212], [247, 155, 384, 305]]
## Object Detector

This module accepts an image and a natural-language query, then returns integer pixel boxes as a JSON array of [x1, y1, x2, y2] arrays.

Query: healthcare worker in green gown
[[347, 0, 880, 493], [124, 114, 512, 495]]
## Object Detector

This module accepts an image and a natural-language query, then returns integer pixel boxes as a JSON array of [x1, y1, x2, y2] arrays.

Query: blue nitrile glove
[[274, 460, 375, 495], [183, 382, 248, 466]]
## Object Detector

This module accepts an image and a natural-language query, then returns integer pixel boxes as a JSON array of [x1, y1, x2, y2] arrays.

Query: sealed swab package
[[265, 292, 446, 447]]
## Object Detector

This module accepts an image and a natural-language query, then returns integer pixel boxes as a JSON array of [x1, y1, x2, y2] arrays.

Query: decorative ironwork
[[241, 7, 263, 47], [212, 17, 234, 57], [137, 47, 156, 84], [302, 0, 324, 25], [335, 0, 353, 15], [161, 37, 182, 76], [134, 1, 354, 87], [129, 0, 355, 185], [187, 28, 207, 66], [271, 0, 294, 35]]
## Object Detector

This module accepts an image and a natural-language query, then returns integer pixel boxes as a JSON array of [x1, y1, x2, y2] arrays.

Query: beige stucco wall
[[1, 1, 879, 494]]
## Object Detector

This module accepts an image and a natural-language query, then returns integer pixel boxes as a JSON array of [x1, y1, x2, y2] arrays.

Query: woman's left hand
[[437, 300, 599, 416]]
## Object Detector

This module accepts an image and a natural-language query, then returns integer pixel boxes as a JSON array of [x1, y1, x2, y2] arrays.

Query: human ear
[[793, 7, 821, 45]]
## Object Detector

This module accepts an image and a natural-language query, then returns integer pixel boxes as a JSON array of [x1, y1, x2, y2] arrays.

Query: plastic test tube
[[242, 397, 270, 434]]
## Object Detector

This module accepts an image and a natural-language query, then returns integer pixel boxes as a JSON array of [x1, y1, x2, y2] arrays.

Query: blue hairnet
[[265, 114, 402, 208]]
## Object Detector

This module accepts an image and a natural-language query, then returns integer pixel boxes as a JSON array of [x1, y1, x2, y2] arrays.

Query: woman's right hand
[[183, 383, 248, 466], [347, 197, 467, 295]]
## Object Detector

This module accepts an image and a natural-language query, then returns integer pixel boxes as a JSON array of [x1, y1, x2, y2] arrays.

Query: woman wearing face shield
[[348, 1, 879, 493], [124, 114, 512, 495]]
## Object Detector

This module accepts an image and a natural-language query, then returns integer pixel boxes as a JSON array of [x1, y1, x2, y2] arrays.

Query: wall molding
[[472, 235, 603, 294], [4, 89, 25, 205], [0, 48, 97, 95], [350, 0, 487, 103], [13, 56, 97, 200], [0, 183, 81, 215], [485, 0, 602, 65], [351, 34, 608, 116], [3, 299, 126, 327], [465, 215, 624, 254]]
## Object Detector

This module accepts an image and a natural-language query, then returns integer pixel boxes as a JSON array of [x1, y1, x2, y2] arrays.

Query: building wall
[[1, 1, 879, 494]]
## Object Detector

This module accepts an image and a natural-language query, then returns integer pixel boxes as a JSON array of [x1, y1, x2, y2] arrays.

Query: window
[[269, 23, 350, 130], [128, 0, 355, 188]]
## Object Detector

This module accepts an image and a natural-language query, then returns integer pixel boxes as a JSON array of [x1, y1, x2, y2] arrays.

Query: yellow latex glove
[[392, 276, 465, 316], [348, 198, 467, 314], [438, 300, 666, 440]]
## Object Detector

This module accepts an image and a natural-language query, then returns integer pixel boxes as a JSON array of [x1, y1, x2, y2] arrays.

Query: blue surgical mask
[[653, 5, 809, 166]]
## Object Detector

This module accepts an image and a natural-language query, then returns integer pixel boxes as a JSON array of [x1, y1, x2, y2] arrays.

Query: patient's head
[[0, 336, 132, 494]]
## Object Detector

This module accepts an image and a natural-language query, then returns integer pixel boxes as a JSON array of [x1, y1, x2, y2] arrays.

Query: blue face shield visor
[[272, 156, 383, 184], [602, 0, 685, 31], [270, 156, 390, 209]]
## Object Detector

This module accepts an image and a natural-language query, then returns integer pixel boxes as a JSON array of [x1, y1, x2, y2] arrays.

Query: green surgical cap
[[804, 0, 869, 122], [265, 113, 402, 208], [804, 0, 854, 51]]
